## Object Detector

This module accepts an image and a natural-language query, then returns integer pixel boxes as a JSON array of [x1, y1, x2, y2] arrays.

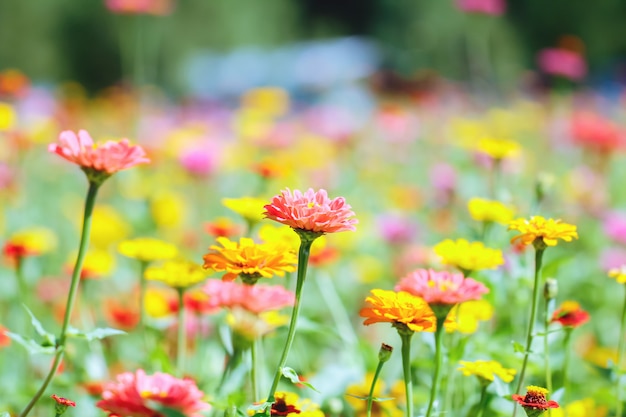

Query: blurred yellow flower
[[550, 398, 607, 417], [118, 238, 178, 263], [475, 138, 521, 160], [445, 300, 494, 334], [5, 227, 57, 255], [508, 216, 578, 247], [0, 102, 16, 131], [345, 373, 404, 417], [241, 87, 290, 117], [90, 205, 130, 248], [150, 191, 187, 229], [222, 196, 266, 225], [227, 308, 289, 341], [70, 248, 115, 279], [202, 236, 296, 283], [457, 360, 516, 384], [608, 265, 626, 284], [258, 224, 300, 250], [144, 287, 175, 318], [145, 260, 207, 289], [467, 198, 515, 224], [434, 239, 504, 274]]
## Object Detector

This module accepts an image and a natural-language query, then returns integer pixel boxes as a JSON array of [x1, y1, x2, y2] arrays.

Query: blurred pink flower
[[456, 0, 505, 15], [396, 268, 488, 305], [600, 248, 626, 271], [377, 213, 418, 245], [49, 130, 150, 175], [203, 280, 294, 314], [603, 211, 626, 244], [537, 48, 586, 81], [571, 112, 624, 153], [179, 146, 217, 177], [104, 0, 173, 15], [264, 188, 357, 234], [96, 370, 209, 417]]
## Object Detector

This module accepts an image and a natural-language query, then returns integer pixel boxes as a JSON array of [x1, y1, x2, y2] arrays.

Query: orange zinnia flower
[[512, 386, 559, 416], [508, 216, 578, 248], [551, 301, 590, 328], [202, 237, 296, 283], [264, 188, 357, 234], [359, 289, 436, 333]]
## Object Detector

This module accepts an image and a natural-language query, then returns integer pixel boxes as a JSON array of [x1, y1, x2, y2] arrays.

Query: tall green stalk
[[251, 339, 260, 402], [425, 317, 446, 417], [265, 234, 317, 408], [615, 285, 626, 417], [561, 327, 572, 395], [512, 247, 545, 417], [400, 332, 414, 417], [544, 298, 554, 394], [19, 181, 100, 417], [176, 288, 186, 377], [476, 385, 489, 417], [367, 343, 392, 417]]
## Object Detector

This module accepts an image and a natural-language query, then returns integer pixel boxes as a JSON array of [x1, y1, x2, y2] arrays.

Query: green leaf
[[344, 394, 394, 402], [512, 341, 525, 353], [66, 327, 126, 341], [281, 367, 320, 392], [248, 402, 272, 412], [23, 305, 56, 346], [5, 332, 56, 355]]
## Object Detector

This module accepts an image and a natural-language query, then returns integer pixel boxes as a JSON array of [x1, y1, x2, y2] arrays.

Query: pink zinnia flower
[[203, 280, 294, 314], [96, 369, 210, 417], [377, 213, 418, 245], [49, 130, 150, 176], [104, 0, 173, 15], [395, 268, 488, 305], [537, 48, 586, 81], [456, 0, 505, 15], [264, 188, 357, 234]]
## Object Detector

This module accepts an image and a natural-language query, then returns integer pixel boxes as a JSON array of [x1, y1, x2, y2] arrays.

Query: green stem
[[265, 237, 314, 406], [251, 338, 260, 402], [367, 359, 386, 417], [616, 285, 626, 417], [561, 328, 572, 394], [512, 247, 545, 417], [476, 384, 489, 417], [544, 298, 553, 394], [425, 318, 445, 417], [400, 332, 414, 417], [177, 288, 186, 377], [138, 260, 148, 348], [19, 181, 100, 417]]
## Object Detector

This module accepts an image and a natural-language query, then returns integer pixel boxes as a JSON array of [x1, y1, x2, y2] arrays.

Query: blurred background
[[2, 0, 626, 97]]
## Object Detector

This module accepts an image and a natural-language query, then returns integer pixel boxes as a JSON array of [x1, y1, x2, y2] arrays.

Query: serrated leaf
[[66, 327, 126, 341], [281, 367, 320, 392], [512, 341, 525, 353], [23, 305, 54, 339], [5, 332, 56, 355]]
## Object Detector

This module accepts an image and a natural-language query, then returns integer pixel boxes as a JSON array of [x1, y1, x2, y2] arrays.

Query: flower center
[[271, 398, 301, 416]]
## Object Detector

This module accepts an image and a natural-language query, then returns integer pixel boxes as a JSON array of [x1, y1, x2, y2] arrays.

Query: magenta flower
[[203, 280, 295, 314], [537, 48, 586, 81], [603, 211, 626, 245], [49, 130, 149, 176], [395, 268, 488, 305], [456, 0, 505, 15], [377, 214, 418, 245], [96, 369, 210, 417], [264, 188, 357, 234]]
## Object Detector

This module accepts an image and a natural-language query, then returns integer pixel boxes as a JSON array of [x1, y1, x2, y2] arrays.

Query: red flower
[[0, 325, 10, 348], [512, 386, 559, 416], [551, 301, 590, 328], [51, 394, 76, 407]]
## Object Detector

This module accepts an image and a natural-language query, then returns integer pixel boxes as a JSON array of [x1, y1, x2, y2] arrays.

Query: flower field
[[2, 3, 626, 417]]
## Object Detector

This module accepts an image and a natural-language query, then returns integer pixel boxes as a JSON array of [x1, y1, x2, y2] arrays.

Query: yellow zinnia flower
[[118, 238, 178, 262], [89, 205, 130, 248], [144, 287, 176, 318], [467, 198, 515, 224], [508, 216, 578, 248], [222, 196, 267, 225], [345, 373, 404, 417], [69, 248, 115, 279], [475, 137, 521, 160], [266, 391, 324, 417], [457, 359, 516, 384], [5, 227, 57, 255], [145, 260, 207, 289], [434, 239, 504, 274], [550, 398, 608, 417], [445, 300, 494, 334], [202, 237, 297, 283]]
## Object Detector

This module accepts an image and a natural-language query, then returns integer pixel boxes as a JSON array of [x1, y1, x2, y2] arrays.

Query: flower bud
[[51, 394, 76, 416], [543, 278, 558, 300], [378, 343, 393, 363]]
